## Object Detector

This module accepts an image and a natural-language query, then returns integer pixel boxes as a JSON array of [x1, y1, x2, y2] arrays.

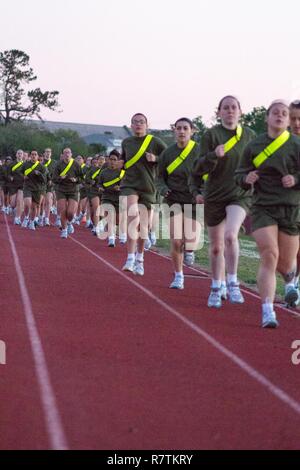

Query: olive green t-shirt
[[99, 167, 124, 203], [7, 161, 25, 188], [157, 141, 201, 204], [53, 160, 83, 194], [85, 165, 103, 197], [192, 125, 256, 203], [121, 135, 167, 194], [235, 132, 300, 207], [21, 161, 47, 192]]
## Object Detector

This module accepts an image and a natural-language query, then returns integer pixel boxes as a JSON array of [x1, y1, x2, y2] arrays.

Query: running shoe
[[122, 259, 135, 272], [21, 217, 29, 228], [67, 223, 74, 235], [285, 285, 299, 308], [169, 275, 184, 289], [262, 310, 279, 328], [108, 237, 115, 247], [207, 288, 222, 308], [133, 261, 144, 276], [228, 282, 244, 304], [184, 251, 195, 266]]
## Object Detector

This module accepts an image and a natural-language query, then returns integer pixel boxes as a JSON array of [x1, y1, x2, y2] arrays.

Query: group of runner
[[1, 97, 300, 329]]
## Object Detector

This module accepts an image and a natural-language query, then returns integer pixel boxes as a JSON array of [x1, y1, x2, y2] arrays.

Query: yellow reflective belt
[[203, 125, 243, 181], [92, 169, 101, 180], [81, 163, 86, 169], [166, 140, 196, 175], [103, 170, 126, 188], [124, 134, 153, 170], [44, 159, 52, 168], [12, 161, 23, 172], [25, 161, 39, 176], [60, 158, 74, 177], [253, 131, 290, 168]]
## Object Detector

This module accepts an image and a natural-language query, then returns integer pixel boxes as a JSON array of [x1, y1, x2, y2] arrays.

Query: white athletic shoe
[[67, 223, 74, 235], [28, 220, 36, 231], [133, 261, 144, 276], [108, 236, 115, 247], [262, 310, 279, 328], [55, 217, 62, 228], [184, 251, 195, 266], [122, 259, 135, 272], [169, 275, 184, 289], [21, 217, 29, 228], [61, 229, 68, 239]]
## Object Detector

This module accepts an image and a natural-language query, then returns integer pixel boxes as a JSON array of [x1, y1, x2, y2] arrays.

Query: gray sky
[[2, 0, 300, 128]]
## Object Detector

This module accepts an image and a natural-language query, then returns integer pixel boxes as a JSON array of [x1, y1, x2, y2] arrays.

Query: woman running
[[157, 117, 202, 289], [192, 96, 255, 308], [43, 148, 56, 226], [235, 100, 300, 327], [120, 113, 167, 275], [52, 147, 83, 239], [99, 149, 126, 246], [74, 155, 88, 225]]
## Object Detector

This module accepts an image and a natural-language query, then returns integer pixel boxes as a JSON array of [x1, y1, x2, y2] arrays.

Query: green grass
[[156, 231, 286, 298]]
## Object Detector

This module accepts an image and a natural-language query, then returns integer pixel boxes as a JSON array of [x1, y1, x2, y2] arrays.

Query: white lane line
[[71, 236, 300, 417], [150, 249, 300, 318], [5, 217, 68, 450]]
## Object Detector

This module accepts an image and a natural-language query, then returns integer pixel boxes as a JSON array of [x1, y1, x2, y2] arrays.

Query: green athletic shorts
[[205, 197, 251, 227], [80, 188, 87, 200], [23, 189, 42, 205], [164, 199, 198, 220], [9, 185, 23, 196], [251, 205, 300, 236], [55, 191, 79, 202], [121, 188, 155, 210]]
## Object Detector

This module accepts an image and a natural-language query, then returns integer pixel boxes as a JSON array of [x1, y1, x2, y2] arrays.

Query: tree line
[[0, 49, 267, 158]]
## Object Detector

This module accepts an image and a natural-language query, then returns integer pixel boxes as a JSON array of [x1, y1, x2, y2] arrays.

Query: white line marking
[[150, 249, 300, 318], [5, 217, 68, 450], [71, 236, 300, 417]]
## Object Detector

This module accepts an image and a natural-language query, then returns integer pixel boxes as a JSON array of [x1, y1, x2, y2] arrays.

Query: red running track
[[0, 213, 300, 449]]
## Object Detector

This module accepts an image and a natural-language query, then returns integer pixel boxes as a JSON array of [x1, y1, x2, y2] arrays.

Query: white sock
[[221, 281, 226, 288], [127, 253, 135, 262], [294, 275, 299, 286], [227, 274, 237, 285], [212, 279, 221, 289], [262, 302, 274, 314], [175, 271, 183, 278], [136, 252, 144, 263]]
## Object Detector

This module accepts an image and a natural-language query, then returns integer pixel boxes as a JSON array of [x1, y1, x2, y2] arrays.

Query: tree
[[0, 122, 90, 158], [88, 143, 107, 155], [240, 106, 267, 134], [0, 49, 59, 125], [192, 115, 207, 142]]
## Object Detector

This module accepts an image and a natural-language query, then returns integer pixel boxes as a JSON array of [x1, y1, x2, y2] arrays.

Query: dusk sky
[[2, 0, 300, 129]]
